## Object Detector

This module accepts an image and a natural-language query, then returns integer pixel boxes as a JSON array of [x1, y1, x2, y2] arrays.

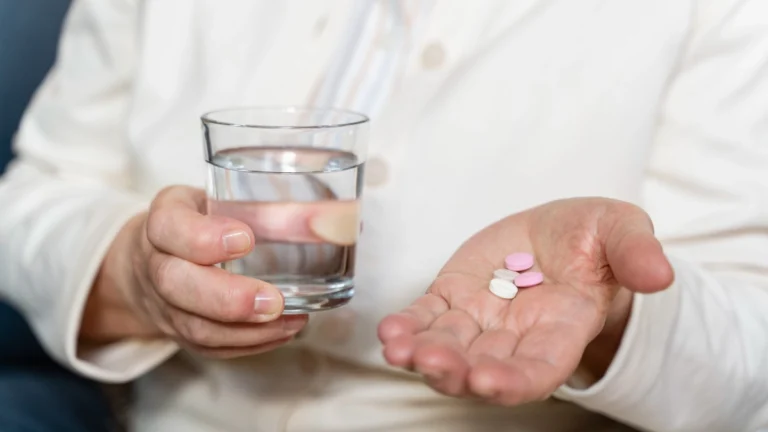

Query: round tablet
[[493, 269, 520, 281], [504, 252, 535, 272], [489, 278, 519, 299], [514, 271, 544, 288]]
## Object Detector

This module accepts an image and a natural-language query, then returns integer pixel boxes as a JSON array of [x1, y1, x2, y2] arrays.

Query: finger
[[149, 252, 284, 322], [384, 329, 469, 383], [604, 210, 674, 293], [410, 310, 482, 395], [209, 200, 360, 246], [148, 186, 256, 265], [380, 294, 450, 367], [418, 344, 471, 396], [168, 311, 307, 348], [378, 294, 449, 343], [468, 323, 586, 405], [189, 336, 296, 360]]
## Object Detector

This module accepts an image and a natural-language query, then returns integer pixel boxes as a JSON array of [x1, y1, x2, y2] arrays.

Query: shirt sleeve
[[555, 1, 768, 431], [0, 0, 177, 383]]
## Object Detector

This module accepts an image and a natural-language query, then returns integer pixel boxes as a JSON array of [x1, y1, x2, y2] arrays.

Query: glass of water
[[201, 107, 369, 314]]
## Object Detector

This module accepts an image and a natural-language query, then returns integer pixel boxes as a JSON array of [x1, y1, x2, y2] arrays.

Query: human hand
[[96, 186, 309, 358], [378, 198, 674, 405]]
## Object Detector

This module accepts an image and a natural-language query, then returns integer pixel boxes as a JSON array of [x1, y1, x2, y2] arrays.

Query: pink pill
[[504, 252, 535, 272], [514, 272, 544, 288]]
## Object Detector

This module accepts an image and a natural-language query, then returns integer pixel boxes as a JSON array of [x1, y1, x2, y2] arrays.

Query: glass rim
[[201, 105, 370, 130]]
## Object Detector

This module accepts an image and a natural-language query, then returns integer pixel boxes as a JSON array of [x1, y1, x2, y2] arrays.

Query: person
[[0, 0, 766, 431]]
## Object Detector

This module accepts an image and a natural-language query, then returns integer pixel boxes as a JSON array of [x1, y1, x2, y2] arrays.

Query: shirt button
[[313, 16, 329, 37], [421, 42, 446, 70], [364, 157, 389, 187], [318, 310, 356, 344]]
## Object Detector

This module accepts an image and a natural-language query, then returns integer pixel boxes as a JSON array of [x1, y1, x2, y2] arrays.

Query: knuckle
[[153, 186, 178, 204], [181, 317, 216, 346], [146, 207, 173, 245], [188, 227, 218, 253], [217, 284, 254, 322], [151, 256, 180, 297]]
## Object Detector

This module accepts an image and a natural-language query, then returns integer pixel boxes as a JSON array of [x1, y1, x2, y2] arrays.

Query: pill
[[489, 278, 519, 299], [505, 252, 535, 272], [493, 268, 520, 281], [514, 271, 544, 288]]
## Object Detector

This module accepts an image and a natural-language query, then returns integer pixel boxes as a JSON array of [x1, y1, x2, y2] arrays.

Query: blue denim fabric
[[0, 367, 117, 432], [0, 1, 118, 431]]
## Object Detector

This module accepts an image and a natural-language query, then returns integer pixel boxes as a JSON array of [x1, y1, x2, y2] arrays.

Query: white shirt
[[1, 1, 768, 431]]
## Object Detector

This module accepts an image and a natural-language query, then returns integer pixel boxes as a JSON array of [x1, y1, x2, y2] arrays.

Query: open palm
[[378, 198, 674, 405]]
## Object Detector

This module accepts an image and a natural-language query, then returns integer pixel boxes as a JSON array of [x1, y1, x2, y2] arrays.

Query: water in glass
[[206, 146, 364, 313]]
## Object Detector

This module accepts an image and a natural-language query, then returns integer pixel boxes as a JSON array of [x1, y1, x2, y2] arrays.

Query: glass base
[[273, 278, 355, 314]]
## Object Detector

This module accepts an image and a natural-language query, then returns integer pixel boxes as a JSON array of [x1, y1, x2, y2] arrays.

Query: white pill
[[489, 278, 519, 299], [493, 269, 520, 281]]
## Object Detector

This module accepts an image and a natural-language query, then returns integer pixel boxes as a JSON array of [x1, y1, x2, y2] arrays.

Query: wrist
[[80, 212, 161, 342], [579, 287, 633, 381]]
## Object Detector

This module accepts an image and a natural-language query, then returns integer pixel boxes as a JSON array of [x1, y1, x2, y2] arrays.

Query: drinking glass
[[202, 106, 369, 314]]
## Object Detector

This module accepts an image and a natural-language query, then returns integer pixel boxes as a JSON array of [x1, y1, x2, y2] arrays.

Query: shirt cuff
[[553, 273, 682, 418], [75, 338, 179, 383], [34, 196, 179, 383]]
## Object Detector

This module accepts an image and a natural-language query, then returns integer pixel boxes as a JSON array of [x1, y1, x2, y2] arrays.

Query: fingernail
[[309, 207, 359, 246], [223, 231, 251, 255], [254, 291, 282, 317]]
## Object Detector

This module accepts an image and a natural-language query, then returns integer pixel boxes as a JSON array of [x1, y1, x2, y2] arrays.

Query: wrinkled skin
[[379, 198, 674, 406]]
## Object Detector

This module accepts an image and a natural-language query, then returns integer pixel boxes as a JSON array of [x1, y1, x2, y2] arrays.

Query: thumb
[[209, 200, 360, 246], [603, 209, 674, 293]]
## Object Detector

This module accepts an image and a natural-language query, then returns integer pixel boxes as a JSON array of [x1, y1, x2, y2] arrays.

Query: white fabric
[[1, 1, 767, 431]]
